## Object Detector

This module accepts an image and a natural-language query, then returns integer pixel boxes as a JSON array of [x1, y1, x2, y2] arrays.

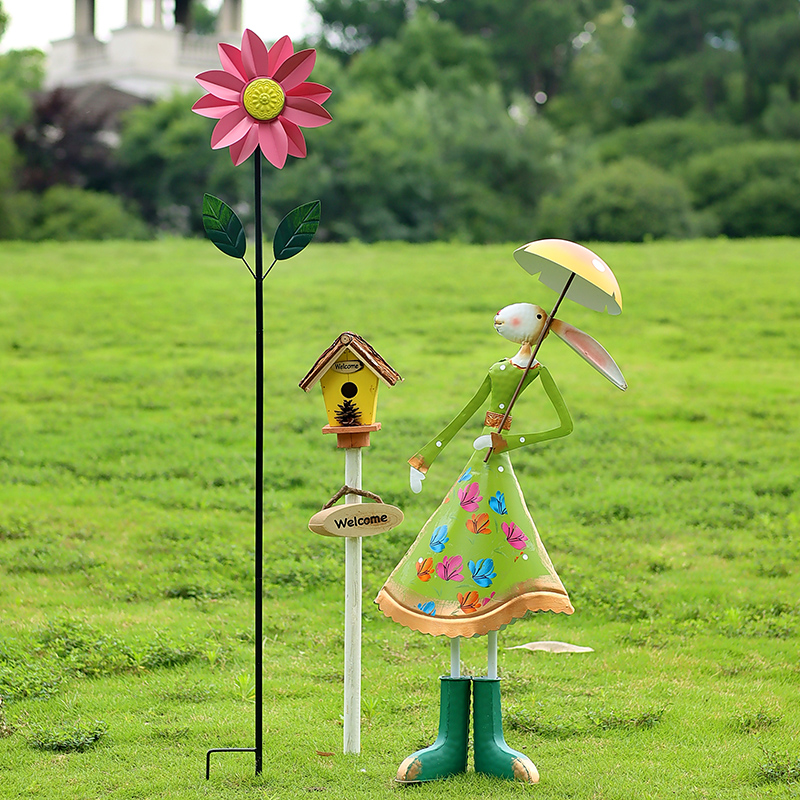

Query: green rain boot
[[472, 677, 539, 783], [396, 676, 471, 784]]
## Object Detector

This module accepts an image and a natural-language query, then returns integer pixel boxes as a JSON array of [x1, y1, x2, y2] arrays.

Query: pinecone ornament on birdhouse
[[335, 398, 362, 426]]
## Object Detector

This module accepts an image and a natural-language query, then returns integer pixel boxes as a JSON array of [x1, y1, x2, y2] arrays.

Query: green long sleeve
[[409, 374, 491, 474], [497, 366, 573, 452]]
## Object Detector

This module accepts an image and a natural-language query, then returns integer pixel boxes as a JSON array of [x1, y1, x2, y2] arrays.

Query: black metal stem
[[484, 272, 576, 463], [262, 258, 278, 281], [253, 148, 264, 776], [206, 150, 264, 781]]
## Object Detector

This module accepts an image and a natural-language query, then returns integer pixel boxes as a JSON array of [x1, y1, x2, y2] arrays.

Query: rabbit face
[[493, 303, 547, 344]]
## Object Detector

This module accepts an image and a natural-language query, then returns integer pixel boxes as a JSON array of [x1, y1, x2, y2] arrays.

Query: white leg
[[487, 630, 498, 679], [450, 637, 461, 677]]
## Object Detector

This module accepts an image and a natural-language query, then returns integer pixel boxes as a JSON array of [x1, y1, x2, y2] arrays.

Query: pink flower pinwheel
[[192, 29, 332, 168]]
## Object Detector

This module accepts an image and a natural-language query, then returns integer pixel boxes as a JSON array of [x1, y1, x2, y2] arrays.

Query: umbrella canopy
[[513, 239, 622, 315]]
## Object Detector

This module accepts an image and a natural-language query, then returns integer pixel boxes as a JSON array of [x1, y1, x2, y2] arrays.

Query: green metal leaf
[[272, 201, 321, 261], [202, 194, 247, 259]]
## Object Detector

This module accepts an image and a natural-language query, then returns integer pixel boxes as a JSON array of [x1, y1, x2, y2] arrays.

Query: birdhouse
[[299, 332, 402, 447]]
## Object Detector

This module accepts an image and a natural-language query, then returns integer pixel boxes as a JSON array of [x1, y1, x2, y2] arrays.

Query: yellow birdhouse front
[[319, 348, 380, 427], [299, 332, 402, 430]]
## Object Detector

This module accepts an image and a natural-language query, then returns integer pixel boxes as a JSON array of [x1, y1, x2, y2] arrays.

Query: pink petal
[[268, 35, 294, 76], [258, 121, 289, 169], [196, 70, 244, 102], [229, 126, 260, 166], [241, 28, 270, 79], [210, 108, 254, 149], [218, 42, 248, 82], [273, 49, 316, 92], [192, 93, 238, 119], [287, 81, 332, 104], [281, 97, 332, 128], [280, 119, 307, 158]]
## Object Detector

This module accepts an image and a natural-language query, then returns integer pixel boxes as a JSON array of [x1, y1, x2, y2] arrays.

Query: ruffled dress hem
[[375, 586, 574, 639]]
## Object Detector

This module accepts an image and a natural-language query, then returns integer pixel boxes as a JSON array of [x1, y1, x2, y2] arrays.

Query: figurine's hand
[[410, 466, 426, 494], [473, 435, 492, 450]]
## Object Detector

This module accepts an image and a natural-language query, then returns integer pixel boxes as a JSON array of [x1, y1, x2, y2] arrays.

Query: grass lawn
[[0, 236, 798, 799]]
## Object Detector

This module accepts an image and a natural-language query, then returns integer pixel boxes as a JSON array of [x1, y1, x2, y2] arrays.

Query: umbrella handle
[[483, 272, 576, 463]]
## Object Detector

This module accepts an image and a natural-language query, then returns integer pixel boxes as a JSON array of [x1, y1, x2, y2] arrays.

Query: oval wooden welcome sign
[[308, 503, 404, 538]]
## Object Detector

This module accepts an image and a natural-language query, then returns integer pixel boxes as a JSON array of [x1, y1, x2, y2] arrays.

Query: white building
[[47, 0, 244, 99]]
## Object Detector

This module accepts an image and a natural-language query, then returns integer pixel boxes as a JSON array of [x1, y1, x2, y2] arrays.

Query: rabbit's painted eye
[[536, 314, 542, 319]]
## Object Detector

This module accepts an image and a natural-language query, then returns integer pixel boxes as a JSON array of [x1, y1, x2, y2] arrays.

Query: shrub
[[27, 185, 150, 241], [595, 118, 751, 172], [761, 86, 800, 140], [536, 158, 706, 242], [682, 141, 800, 237], [264, 84, 566, 243], [0, 134, 35, 239]]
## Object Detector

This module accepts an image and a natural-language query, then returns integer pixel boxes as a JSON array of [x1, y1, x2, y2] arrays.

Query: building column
[[75, 0, 96, 37], [217, 0, 243, 33], [174, 0, 191, 29], [153, 0, 163, 28], [127, 0, 143, 26]]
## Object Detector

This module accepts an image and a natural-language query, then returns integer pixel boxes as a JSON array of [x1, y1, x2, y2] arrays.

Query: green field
[[1, 237, 798, 799]]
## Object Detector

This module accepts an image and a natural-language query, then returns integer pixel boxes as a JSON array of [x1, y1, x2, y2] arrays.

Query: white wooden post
[[343, 447, 362, 754]]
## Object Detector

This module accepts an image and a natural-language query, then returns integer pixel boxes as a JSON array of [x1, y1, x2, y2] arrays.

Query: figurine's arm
[[409, 374, 491, 474], [481, 366, 573, 454]]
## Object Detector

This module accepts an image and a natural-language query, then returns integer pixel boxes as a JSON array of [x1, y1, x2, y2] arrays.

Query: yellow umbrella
[[513, 239, 622, 315]]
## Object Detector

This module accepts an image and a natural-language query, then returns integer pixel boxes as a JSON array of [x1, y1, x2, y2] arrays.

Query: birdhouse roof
[[299, 332, 402, 392]]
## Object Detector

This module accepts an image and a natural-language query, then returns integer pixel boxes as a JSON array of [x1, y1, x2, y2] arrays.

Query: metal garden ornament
[[375, 239, 626, 784], [191, 28, 332, 779]]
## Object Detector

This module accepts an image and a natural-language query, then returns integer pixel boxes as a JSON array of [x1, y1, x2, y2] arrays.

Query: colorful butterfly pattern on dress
[[457, 591, 482, 614], [489, 491, 508, 515], [416, 557, 434, 582], [429, 525, 449, 553], [466, 513, 491, 535], [458, 482, 483, 511], [436, 555, 464, 582], [469, 558, 497, 588], [502, 521, 528, 550]]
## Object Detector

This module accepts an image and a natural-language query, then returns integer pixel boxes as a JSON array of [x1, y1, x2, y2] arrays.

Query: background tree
[[117, 93, 249, 234], [314, 0, 614, 103], [311, 0, 415, 54]]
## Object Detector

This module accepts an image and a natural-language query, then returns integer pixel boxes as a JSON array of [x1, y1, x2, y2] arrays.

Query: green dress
[[375, 358, 574, 638]]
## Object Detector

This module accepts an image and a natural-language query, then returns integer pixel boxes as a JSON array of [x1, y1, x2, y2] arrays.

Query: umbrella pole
[[484, 272, 575, 463]]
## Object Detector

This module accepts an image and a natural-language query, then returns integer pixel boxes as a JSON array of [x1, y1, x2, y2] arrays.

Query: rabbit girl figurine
[[375, 301, 626, 784]]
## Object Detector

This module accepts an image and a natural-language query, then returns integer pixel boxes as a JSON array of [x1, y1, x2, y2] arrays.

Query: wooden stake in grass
[[300, 335, 403, 754]]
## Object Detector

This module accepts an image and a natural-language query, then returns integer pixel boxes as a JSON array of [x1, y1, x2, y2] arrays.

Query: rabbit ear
[[550, 318, 627, 391]]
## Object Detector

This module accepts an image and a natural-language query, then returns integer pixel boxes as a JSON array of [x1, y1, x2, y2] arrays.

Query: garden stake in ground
[[191, 27, 332, 779], [300, 332, 402, 754]]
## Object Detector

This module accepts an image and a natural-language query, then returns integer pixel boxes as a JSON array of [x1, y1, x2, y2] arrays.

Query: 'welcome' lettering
[[333, 514, 389, 530]]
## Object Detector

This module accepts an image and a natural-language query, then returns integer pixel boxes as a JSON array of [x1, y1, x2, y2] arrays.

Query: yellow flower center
[[242, 78, 285, 121]]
